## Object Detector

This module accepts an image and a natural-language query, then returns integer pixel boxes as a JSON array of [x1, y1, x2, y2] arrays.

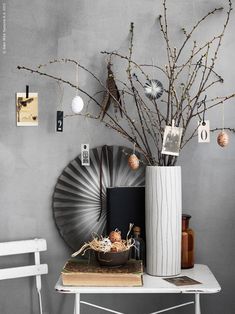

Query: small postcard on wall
[[163, 276, 202, 286], [16, 93, 38, 126]]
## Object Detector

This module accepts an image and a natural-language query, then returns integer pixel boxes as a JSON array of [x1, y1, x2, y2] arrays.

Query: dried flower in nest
[[217, 131, 229, 147], [128, 154, 140, 170], [144, 79, 164, 100]]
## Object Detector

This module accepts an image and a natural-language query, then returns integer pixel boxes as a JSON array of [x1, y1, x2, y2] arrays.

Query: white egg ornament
[[217, 131, 229, 147], [71, 95, 84, 114], [128, 154, 140, 170]]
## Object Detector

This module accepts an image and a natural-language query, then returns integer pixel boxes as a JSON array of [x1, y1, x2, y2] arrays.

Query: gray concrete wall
[[0, 0, 234, 313]]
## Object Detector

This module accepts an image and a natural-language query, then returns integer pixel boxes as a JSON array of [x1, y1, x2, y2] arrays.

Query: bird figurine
[[217, 131, 229, 147], [100, 62, 123, 120]]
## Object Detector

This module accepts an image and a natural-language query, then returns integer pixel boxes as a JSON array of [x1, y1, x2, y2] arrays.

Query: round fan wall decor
[[52, 145, 145, 251]]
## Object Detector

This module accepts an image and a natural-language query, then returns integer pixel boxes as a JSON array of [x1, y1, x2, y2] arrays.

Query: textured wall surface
[[0, 0, 235, 313]]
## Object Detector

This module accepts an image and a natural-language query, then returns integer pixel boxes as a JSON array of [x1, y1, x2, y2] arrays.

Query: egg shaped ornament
[[128, 154, 140, 170], [99, 237, 112, 252], [144, 79, 164, 100], [71, 95, 84, 114], [109, 230, 122, 243], [110, 241, 125, 252], [217, 131, 229, 147]]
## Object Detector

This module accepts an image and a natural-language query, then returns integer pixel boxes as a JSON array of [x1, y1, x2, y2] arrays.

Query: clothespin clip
[[26, 85, 29, 98]]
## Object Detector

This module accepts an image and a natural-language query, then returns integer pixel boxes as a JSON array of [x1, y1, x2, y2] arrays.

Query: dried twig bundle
[[17, 0, 235, 165]]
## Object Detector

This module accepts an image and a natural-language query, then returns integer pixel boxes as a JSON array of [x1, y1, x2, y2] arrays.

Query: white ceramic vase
[[145, 166, 182, 276]]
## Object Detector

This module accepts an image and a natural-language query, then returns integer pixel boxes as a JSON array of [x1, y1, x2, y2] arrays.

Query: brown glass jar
[[181, 214, 194, 269]]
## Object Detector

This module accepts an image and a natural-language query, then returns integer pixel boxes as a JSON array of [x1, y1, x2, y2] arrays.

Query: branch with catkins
[[17, 0, 235, 166]]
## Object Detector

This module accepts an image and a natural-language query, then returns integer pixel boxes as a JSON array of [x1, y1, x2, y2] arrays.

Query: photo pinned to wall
[[16, 93, 38, 126], [161, 124, 183, 156]]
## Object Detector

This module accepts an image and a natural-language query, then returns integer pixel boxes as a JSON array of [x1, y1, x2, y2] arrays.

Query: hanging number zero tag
[[198, 120, 210, 143], [56, 111, 64, 132]]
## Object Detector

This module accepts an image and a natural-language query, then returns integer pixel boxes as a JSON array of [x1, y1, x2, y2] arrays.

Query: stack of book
[[61, 258, 143, 287]]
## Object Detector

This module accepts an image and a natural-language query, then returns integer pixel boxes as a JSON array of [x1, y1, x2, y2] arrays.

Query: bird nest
[[72, 225, 134, 257]]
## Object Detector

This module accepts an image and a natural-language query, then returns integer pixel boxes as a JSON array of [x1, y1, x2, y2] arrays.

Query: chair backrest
[[0, 238, 48, 314]]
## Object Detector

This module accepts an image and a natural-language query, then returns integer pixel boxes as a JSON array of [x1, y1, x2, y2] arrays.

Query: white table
[[55, 264, 221, 314]]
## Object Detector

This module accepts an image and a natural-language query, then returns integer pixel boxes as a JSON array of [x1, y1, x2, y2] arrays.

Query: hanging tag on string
[[161, 120, 183, 156], [198, 95, 210, 143], [198, 120, 210, 143], [56, 81, 64, 132], [56, 111, 64, 132]]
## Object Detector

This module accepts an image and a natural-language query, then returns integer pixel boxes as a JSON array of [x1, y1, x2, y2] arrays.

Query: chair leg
[[74, 293, 80, 314], [37, 289, 43, 314], [195, 294, 201, 314]]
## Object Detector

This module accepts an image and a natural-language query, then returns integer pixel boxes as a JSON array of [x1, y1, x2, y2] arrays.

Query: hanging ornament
[[217, 102, 229, 147], [217, 131, 229, 147], [71, 95, 84, 113], [144, 79, 164, 100], [100, 59, 123, 120], [198, 120, 210, 143], [128, 154, 139, 170], [128, 143, 140, 170], [56, 82, 64, 132], [198, 96, 210, 143], [71, 63, 84, 114], [161, 120, 183, 156]]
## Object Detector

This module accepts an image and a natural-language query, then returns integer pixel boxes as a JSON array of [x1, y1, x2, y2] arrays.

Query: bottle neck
[[182, 219, 189, 231]]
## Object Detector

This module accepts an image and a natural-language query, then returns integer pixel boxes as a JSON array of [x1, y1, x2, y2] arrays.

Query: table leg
[[195, 293, 201, 314], [74, 293, 80, 314]]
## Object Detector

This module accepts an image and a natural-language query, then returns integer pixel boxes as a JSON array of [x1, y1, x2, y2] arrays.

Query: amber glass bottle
[[181, 214, 194, 269]]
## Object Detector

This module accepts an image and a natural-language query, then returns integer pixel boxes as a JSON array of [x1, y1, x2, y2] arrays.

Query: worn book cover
[[61, 258, 143, 287]]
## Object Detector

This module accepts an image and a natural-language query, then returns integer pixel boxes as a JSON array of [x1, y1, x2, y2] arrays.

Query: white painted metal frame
[[0, 238, 48, 314], [55, 264, 221, 314]]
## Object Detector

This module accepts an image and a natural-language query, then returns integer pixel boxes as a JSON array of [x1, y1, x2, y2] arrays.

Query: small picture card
[[163, 276, 202, 286], [16, 93, 38, 126], [198, 120, 210, 143], [161, 125, 183, 156]]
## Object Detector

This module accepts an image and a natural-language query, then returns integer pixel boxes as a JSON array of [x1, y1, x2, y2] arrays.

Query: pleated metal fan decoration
[[52, 145, 145, 251]]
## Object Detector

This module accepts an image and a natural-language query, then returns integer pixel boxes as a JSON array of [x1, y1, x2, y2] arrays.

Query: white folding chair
[[0, 238, 48, 314]]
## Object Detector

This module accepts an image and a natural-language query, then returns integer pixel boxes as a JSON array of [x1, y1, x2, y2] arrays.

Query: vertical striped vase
[[145, 166, 182, 276]]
